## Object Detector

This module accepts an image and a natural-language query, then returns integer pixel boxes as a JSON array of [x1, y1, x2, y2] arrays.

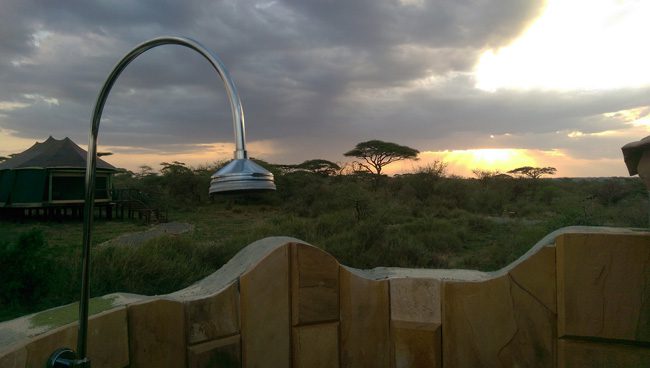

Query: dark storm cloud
[[1, 0, 646, 167], [283, 0, 542, 49]]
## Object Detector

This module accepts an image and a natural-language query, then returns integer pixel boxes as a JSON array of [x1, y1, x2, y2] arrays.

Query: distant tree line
[[112, 138, 566, 210]]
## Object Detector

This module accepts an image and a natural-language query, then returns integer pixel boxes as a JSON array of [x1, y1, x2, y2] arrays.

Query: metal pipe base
[[47, 348, 90, 367]]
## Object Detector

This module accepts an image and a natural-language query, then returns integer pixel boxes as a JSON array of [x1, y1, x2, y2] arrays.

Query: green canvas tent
[[0, 137, 116, 208]]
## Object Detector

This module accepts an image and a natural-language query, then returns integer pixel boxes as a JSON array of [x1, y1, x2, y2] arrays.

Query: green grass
[[1, 174, 647, 322], [0, 219, 147, 250]]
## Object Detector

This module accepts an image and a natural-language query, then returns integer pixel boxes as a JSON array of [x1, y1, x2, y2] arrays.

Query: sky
[[0, 0, 649, 177]]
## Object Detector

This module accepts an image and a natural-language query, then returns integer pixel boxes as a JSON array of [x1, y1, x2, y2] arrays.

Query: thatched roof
[[0, 136, 116, 171]]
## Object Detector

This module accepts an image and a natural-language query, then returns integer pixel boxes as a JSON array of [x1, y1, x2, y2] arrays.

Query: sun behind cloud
[[475, 0, 650, 91]]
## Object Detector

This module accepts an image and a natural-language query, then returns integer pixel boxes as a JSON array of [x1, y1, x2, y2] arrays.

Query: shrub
[[0, 229, 53, 306]]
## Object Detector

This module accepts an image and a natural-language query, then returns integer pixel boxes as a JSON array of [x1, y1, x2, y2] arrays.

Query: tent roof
[[621, 135, 650, 176], [0, 136, 116, 171]]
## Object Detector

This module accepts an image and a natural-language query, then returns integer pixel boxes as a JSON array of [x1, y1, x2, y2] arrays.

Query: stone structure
[[1, 227, 649, 367]]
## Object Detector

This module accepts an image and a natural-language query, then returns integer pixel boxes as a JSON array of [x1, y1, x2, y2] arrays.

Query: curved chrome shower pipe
[[92, 36, 249, 160], [48, 36, 274, 367]]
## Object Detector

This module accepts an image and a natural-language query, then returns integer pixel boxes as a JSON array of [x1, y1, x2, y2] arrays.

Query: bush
[[0, 229, 56, 310]]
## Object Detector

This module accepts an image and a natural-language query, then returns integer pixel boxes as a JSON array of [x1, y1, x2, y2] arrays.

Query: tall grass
[[91, 237, 234, 296], [0, 230, 77, 321], [1, 170, 647, 322]]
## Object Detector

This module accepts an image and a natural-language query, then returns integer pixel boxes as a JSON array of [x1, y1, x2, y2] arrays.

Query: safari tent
[[0, 136, 116, 209]]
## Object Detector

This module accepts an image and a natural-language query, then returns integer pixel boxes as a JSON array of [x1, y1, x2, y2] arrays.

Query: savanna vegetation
[[1, 141, 648, 322]]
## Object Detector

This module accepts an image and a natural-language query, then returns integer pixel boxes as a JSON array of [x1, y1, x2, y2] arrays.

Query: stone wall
[[1, 228, 649, 367]]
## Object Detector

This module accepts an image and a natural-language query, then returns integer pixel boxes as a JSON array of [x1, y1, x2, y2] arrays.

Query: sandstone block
[[442, 275, 555, 367], [500, 277, 556, 367], [128, 299, 186, 368], [390, 277, 440, 324], [293, 323, 339, 368], [86, 307, 130, 368], [186, 281, 240, 345], [391, 320, 441, 368], [0, 345, 26, 368], [24, 325, 75, 368], [240, 245, 291, 368], [558, 338, 650, 368], [188, 334, 241, 368], [443, 276, 515, 367], [340, 267, 390, 368], [557, 233, 650, 342], [291, 243, 339, 325], [509, 245, 556, 313], [23, 307, 128, 368]]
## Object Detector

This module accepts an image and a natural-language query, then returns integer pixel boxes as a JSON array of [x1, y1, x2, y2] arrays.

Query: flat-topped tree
[[344, 140, 419, 175], [295, 159, 341, 176], [508, 166, 557, 179]]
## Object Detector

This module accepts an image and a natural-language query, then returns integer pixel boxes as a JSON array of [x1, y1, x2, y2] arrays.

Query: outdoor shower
[[48, 36, 275, 367]]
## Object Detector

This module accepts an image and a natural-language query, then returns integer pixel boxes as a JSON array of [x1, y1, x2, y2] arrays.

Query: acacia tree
[[508, 166, 557, 179], [159, 161, 203, 203], [344, 140, 419, 175], [416, 160, 448, 178], [160, 161, 192, 175], [472, 169, 504, 181], [295, 159, 341, 176], [136, 165, 155, 178]]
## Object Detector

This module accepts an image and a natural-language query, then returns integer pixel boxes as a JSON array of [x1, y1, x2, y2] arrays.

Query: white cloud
[[31, 30, 52, 48], [23, 94, 59, 106], [0, 101, 30, 111], [475, 0, 650, 91]]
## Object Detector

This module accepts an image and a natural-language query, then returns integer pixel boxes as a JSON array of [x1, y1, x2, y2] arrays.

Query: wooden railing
[[112, 189, 167, 223]]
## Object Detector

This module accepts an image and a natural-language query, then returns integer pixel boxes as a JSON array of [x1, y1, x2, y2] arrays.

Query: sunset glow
[[447, 149, 534, 170], [98, 140, 284, 172], [604, 106, 650, 129], [429, 149, 537, 175], [386, 148, 541, 177], [386, 148, 626, 178], [475, 0, 650, 91], [0, 129, 43, 155]]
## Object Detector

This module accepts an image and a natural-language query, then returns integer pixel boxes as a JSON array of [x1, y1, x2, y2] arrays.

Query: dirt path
[[99, 222, 194, 247]]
